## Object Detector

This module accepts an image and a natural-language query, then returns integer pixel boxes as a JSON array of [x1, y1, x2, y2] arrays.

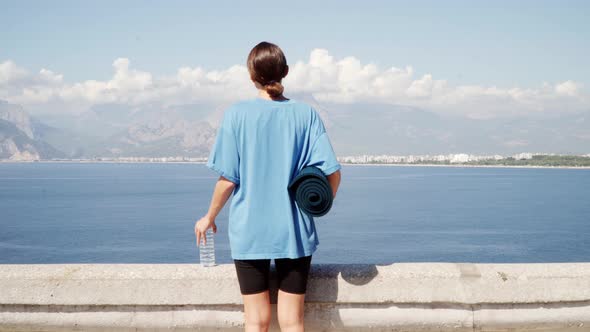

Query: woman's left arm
[[195, 176, 236, 247]]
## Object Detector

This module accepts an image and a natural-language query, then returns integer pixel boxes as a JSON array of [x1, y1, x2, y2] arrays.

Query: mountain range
[[0, 95, 588, 161]]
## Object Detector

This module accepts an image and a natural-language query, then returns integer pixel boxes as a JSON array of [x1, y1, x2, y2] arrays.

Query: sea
[[1, 162, 589, 264]]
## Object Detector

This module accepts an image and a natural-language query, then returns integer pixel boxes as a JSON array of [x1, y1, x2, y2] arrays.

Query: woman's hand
[[195, 214, 217, 247]]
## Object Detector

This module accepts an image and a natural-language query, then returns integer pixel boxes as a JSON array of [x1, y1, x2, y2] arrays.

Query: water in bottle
[[199, 228, 216, 267]]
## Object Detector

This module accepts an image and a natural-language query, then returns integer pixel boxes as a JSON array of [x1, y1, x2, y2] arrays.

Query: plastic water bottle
[[199, 228, 216, 267]]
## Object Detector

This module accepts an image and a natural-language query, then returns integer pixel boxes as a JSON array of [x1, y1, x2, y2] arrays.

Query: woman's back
[[206, 97, 341, 260], [195, 41, 342, 329]]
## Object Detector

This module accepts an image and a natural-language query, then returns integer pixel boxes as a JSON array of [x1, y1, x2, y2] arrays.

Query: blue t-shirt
[[206, 97, 342, 260]]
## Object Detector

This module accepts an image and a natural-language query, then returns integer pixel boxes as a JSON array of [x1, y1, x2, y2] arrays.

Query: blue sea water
[[0, 162, 589, 264]]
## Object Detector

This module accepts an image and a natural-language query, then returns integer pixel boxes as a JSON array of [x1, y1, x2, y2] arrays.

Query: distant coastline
[[2, 159, 590, 170], [341, 163, 590, 169]]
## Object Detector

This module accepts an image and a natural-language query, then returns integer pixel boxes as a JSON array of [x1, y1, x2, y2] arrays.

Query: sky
[[1, 0, 589, 118]]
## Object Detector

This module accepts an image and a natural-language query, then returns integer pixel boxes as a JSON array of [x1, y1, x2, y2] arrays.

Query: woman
[[195, 41, 342, 332]]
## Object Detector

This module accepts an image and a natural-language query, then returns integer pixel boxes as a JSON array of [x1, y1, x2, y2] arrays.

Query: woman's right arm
[[326, 169, 341, 199]]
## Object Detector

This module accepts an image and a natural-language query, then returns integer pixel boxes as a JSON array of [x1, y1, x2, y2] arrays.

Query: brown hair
[[247, 41, 289, 98]]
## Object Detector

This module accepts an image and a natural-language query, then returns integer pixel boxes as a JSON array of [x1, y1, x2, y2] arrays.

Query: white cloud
[[406, 74, 435, 98], [38, 69, 63, 84], [0, 49, 587, 118], [0, 61, 28, 84], [555, 80, 579, 97]]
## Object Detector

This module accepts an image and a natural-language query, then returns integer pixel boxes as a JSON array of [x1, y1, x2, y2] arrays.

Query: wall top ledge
[[2, 262, 590, 279], [1, 263, 589, 305]]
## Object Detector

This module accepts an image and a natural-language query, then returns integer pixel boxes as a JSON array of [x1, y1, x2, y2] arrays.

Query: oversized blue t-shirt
[[206, 97, 341, 260]]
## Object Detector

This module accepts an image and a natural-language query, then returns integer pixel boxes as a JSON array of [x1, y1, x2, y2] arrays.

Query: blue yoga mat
[[288, 166, 334, 217]]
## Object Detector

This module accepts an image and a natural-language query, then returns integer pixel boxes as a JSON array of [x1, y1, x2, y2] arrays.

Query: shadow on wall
[[268, 262, 382, 329]]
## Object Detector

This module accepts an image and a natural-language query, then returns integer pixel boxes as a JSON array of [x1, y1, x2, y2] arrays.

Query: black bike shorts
[[233, 255, 312, 295]]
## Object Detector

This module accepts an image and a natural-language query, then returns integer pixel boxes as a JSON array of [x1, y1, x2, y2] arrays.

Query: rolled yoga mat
[[288, 166, 334, 217]]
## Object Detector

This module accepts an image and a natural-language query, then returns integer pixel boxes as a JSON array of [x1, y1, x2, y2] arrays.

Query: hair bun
[[264, 80, 284, 97]]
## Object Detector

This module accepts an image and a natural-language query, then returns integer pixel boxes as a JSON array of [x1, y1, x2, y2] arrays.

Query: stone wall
[[1, 262, 589, 331]]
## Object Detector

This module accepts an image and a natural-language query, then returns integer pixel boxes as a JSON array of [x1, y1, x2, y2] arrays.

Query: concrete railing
[[1, 262, 589, 331]]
